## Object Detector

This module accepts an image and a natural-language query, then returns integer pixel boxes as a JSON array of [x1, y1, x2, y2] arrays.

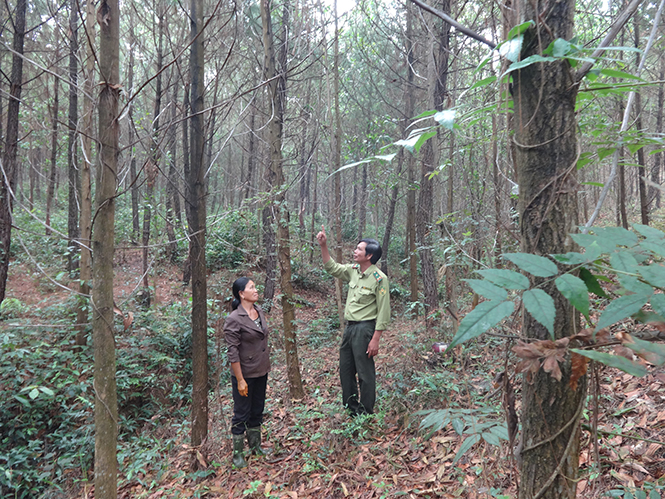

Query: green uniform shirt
[[324, 259, 391, 330]]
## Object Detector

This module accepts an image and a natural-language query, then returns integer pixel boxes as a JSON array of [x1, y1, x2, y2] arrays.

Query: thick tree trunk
[[189, 0, 208, 449], [0, 0, 27, 305], [512, 1, 586, 497], [67, 0, 80, 274], [46, 68, 59, 236], [261, 0, 304, 399], [405, 2, 418, 304], [93, 0, 120, 496], [332, 0, 344, 328]]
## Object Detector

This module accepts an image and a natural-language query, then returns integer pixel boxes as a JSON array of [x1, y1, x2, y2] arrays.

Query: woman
[[224, 277, 270, 469]]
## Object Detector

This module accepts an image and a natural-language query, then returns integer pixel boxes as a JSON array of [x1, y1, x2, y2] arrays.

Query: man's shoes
[[232, 434, 248, 469], [247, 426, 267, 456]]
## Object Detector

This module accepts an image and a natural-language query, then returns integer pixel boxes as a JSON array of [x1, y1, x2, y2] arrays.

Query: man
[[316, 225, 390, 415]]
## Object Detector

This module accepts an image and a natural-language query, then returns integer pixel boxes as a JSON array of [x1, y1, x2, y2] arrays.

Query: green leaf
[[489, 424, 509, 440], [29, 388, 39, 400], [624, 336, 665, 366], [580, 182, 604, 187], [551, 252, 589, 265], [639, 241, 665, 258], [633, 224, 664, 240], [502, 253, 558, 277], [468, 76, 497, 91], [434, 109, 456, 130], [619, 276, 654, 295], [593, 227, 638, 247], [597, 147, 617, 161], [599, 68, 644, 81], [14, 395, 31, 407], [476, 269, 530, 289], [481, 431, 502, 446], [610, 251, 638, 274], [551, 38, 573, 57], [651, 294, 665, 317], [571, 233, 614, 254], [555, 274, 590, 319], [413, 130, 438, 153], [499, 36, 523, 63], [448, 300, 515, 349], [579, 268, 608, 298], [506, 20, 534, 40], [570, 348, 647, 377], [39, 386, 55, 396], [502, 55, 554, 77], [464, 279, 508, 301], [452, 418, 464, 435], [595, 292, 651, 332], [523, 289, 555, 338], [638, 264, 665, 288], [453, 434, 481, 464]]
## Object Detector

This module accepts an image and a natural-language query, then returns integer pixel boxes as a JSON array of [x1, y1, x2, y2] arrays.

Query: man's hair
[[360, 238, 382, 264]]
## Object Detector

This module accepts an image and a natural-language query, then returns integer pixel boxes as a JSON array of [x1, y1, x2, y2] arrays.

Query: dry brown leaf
[[570, 352, 588, 391], [512, 340, 543, 359], [614, 345, 634, 361], [596, 328, 612, 344], [124, 311, 134, 332], [340, 482, 349, 497], [542, 355, 562, 381], [195, 450, 207, 469]]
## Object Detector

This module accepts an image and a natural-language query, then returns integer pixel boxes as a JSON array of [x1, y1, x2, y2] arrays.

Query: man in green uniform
[[316, 225, 390, 415]]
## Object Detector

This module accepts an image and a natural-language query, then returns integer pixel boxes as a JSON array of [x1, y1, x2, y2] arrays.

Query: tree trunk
[[93, 0, 120, 495], [650, 60, 664, 210], [0, 0, 27, 305], [189, 0, 208, 449], [512, 0, 587, 496], [46, 65, 60, 236], [261, 0, 304, 399], [75, 0, 95, 347], [67, 0, 80, 274], [165, 83, 178, 262], [127, 37, 140, 243], [405, 2, 418, 304], [633, 18, 648, 225]]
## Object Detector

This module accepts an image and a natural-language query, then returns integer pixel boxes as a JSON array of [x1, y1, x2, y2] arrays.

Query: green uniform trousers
[[340, 320, 376, 414]]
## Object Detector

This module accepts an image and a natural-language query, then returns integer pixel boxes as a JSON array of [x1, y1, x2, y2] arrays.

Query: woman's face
[[239, 280, 259, 303]]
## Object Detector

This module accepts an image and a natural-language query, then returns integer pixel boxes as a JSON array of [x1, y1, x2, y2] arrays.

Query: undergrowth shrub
[[207, 211, 259, 270]]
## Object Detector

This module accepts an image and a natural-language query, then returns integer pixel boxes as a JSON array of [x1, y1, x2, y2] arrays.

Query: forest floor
[[5, 248, 665, 499]]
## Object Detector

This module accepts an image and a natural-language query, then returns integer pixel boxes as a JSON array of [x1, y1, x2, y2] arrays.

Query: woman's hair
[[231, 277, 251, 310]]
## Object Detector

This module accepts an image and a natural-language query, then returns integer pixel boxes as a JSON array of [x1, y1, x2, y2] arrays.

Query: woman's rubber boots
[[232, 434, 247, 469], [247, 427, 266, 456]]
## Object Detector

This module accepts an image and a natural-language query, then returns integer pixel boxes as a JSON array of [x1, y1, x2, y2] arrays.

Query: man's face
[[353, 242, 371, 264]]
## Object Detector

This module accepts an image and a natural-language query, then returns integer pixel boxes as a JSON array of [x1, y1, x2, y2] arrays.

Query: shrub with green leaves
[[207, 211, 259, 270]]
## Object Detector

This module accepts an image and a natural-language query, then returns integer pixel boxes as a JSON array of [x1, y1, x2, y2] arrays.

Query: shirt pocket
[[356, 286, 374, 305]]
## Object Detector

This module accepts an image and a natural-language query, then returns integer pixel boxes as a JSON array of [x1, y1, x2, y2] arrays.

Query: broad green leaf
[[434, 109, 456, 130], [651, 294, 665, 316], [579, 268, 608, 298], [581, 182, 604, 187], [29, 388, 39, 400], [39, 386, 55, 396], [571, 233, 614, 254], [448, 300, 515, 349], [597, 147, 617, 161], [599, 68, 644, 81], [499, 36, 523, 63], [476, 269, 530, 289], [502, 253, 558, 277], [639, 241, 665, 258], [624, 336, 665, 366], [593, 227, 638, 247], [468, 76, 497, 91], [481, 431, 502, 446], [465, 279, 508, 301], [502, 55, 554, 77], [595, 292, 651, 332], [413, 130, 438, 153], [551, 38, 573, 57], [453, 434, 481, 464], [506, 20, 534, 39], [626, 142, 646, 155], [489, 424, 509, 440], [555, 274, 590, 319], [14, 395, 30, 407], [551, 252, 589, 265], [619, 276, 654, 295], [633, 224, 665, 240], [639, 264, 665, 288], [452, 418, 464, 435], [610, 251, 638, 274], [374, 153, 397, 162], [570, 348, 647, 377], [523, 289, 555, 337]]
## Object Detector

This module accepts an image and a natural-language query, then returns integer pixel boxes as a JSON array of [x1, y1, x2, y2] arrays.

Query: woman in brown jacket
[[224, 277, 271, 469]]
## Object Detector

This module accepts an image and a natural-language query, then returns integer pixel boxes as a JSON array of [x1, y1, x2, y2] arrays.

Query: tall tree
[[46, 59, 60, 235], [67, 0, 80, 273], [0, 0, 27, 305], [189, 0, 209, 448], [261, 0, 304, 399], [93, 0, 120, 495]]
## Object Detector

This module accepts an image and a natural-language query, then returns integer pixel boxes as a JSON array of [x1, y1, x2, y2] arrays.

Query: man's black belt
[[347, 319, 376, 325]]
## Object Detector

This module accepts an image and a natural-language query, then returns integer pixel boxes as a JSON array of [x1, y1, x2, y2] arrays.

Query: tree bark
[[165, 83, 178, 262], [93, 0, 120, 495], [261, 0, 304, 399], [67, 0, 80, 274], [0, 0, 27, 305], [75, 0, 95, 347], [405, 2, 418, 304], [633, 18, 648, 225], [651, 60, 664, 210], [512, 1, 587, 497], [127, 36, 140, 243], [189, 0, 208, 449], [46, 63, 60, 236]]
